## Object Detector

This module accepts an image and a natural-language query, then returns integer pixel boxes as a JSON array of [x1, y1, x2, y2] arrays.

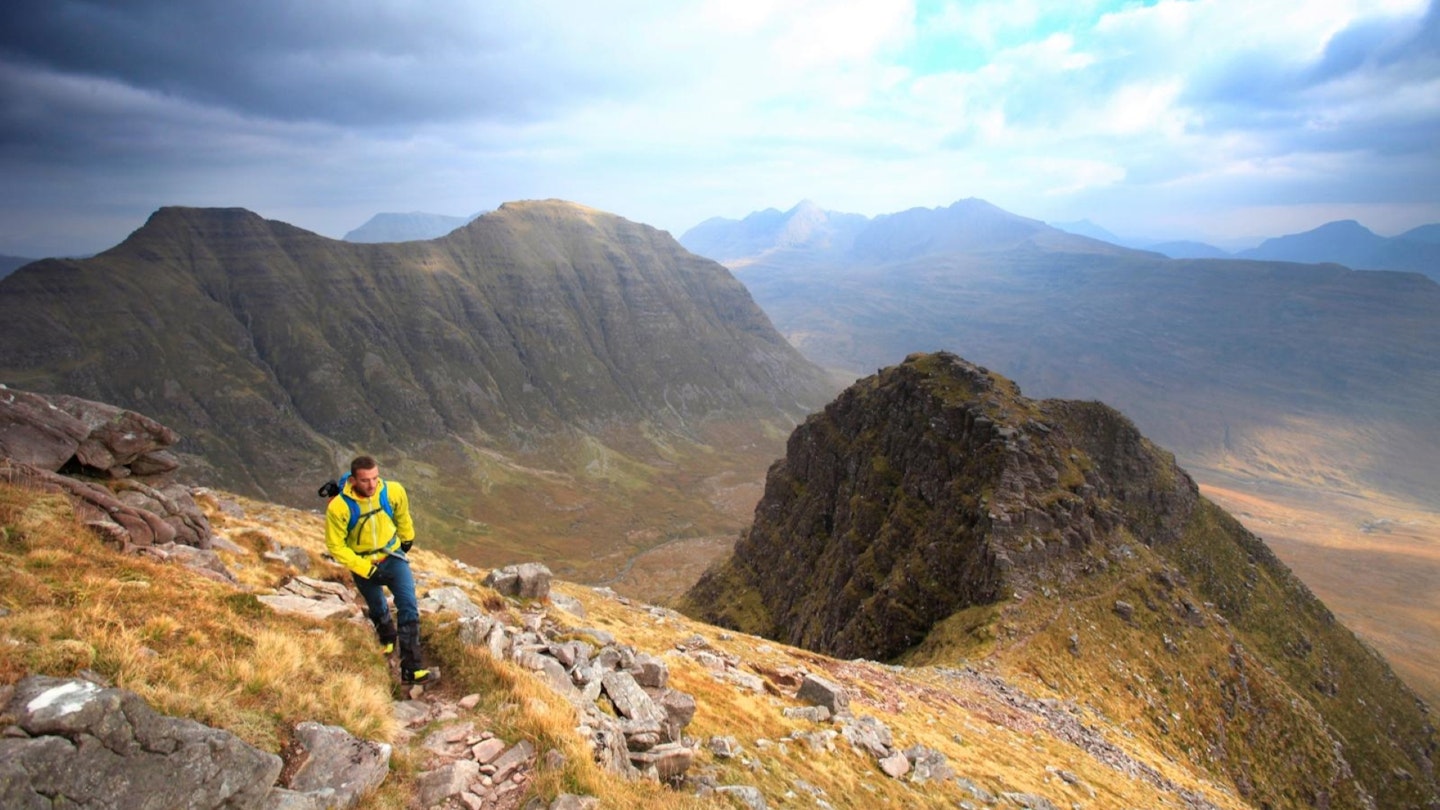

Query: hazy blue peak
[[1399, 223, 1440, 243]]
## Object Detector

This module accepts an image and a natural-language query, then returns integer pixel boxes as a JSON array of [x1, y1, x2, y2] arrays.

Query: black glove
[[400, 540, 413, 553]]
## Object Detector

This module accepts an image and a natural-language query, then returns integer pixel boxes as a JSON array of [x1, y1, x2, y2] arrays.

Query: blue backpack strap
[[378, 481, 393, 521]]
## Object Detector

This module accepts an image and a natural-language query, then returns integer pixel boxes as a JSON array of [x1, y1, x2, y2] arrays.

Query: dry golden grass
[[0, 478, 1259, 808]]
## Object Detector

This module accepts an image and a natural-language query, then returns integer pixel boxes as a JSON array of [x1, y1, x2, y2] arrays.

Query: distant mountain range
[[1049, 217, 1440, 276], [342, 210, 486, 242], [680, 199, 1440, 509]]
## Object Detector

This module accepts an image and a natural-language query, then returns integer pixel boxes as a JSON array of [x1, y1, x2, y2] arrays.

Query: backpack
[[317, 473, 394, 536]]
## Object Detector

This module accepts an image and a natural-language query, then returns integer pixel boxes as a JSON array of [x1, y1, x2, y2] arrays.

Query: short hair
[[350, 455, 379, 476]]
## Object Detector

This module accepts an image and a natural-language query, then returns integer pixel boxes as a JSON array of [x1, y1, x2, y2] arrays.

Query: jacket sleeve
[[325, 501, 374, 578], [390, 482, 415, 542]]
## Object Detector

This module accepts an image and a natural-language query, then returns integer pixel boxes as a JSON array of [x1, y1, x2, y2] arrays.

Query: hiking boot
[[373, 616, 397, 657], [402, 668, 438, 685]]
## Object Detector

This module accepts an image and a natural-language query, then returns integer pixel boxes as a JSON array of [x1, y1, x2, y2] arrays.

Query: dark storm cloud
[[0, 0, 616, 126], [1184, 4, 1437, 118]]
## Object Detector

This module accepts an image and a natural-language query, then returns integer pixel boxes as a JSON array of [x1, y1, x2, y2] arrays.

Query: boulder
[[484, 562, 553, 600], [601, 671, 666, 725], [629, 743, 694, 782], [715, 785, 768, 810], [0, 676, 281, 809], [279, 721, 391, 808], [0, 459, 216, 552], [839, 715, 894, 759], [796, 673, 849, 714], [879, 750, 911, 778], [0, 387, 88, 471], [418, 586, 484, 618]]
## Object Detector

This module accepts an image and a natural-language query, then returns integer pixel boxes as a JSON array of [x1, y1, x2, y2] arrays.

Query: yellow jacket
[[325, 478, 415, 577]]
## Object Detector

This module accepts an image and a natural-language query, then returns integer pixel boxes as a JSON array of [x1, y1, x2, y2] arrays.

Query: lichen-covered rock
[[1, 676, 281, 809]]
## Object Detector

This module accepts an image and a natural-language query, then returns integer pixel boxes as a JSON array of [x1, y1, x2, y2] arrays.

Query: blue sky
[[0, 0, 1436, 257]]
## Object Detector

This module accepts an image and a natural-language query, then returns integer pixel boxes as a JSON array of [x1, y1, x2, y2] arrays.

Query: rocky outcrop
[[0, 676, 280, 808], [440, 581, 700, 784], [685, 352, 1185, 660], [0, 676, 391, 810], [0, 387, 215, 553], [684, 351, 1439, 810], [0, 386, 179, 478]]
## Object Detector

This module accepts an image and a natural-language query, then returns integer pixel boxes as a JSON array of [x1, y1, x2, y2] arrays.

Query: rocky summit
[[684, 352, 1438, 809]]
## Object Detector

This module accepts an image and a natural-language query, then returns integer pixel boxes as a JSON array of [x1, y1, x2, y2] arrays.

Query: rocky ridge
[[685, 352, 1438, 809], [0, 460, 1258, 809]]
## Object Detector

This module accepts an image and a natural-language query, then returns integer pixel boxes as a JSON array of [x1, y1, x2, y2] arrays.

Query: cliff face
[[687, 352, 1181, 659], [0, 202, 832, 499], [685, 352, 1437, 809]]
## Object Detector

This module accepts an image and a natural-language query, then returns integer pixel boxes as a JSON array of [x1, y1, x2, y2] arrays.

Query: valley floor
[[1196, 471, 1440, 711]]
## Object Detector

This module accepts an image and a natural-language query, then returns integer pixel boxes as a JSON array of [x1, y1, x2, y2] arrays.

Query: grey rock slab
[[3, 676, 281, 809], [795, 674, 849, 713], [418, 586, 484, 618], [415, 759, 482, 808], [281, 720, 391, 808], [490, 739, 536, 782], [601, 671, 666, 724]]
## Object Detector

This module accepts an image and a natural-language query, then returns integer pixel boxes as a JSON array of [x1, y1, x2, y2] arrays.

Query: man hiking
[[325, 455, 436, 685]]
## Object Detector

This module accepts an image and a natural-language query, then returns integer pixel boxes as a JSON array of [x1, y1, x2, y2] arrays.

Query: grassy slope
[[681, 355, 1437, 808], [0, 479, 1255, 809]]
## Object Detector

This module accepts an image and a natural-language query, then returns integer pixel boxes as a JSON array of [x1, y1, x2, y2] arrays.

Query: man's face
[[351, 467, 381, 498]]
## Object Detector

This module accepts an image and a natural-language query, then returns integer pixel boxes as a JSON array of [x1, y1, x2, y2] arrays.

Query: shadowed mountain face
[[0, 202, 833, 509], [685, 200, 1440, 509], [684, 352, 1438, 809]]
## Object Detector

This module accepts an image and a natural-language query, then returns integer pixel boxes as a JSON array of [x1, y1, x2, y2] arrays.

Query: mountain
[[1049, 221, 1232, 258], [690, 197, 1440, 709], [0, 201, 835, 576], [679, 200, 868, 264], [1238, 219, 1388, 266], [1402, 223, 1440, 244], [1238, 219, 1440, 279], [702, 200, 1440, 508], [1047, 218, 1123, 243], [1145, 239, 1232, 259], [0, 253, 33, 280], [343, 210, 487, 243], [684, 352, 1438, 809]]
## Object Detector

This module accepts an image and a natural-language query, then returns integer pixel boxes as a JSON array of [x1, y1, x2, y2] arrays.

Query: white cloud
[[0, 0, 1435, 256]]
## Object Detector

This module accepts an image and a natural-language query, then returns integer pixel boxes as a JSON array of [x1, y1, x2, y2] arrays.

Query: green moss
[[900, 603, 1003, 666]]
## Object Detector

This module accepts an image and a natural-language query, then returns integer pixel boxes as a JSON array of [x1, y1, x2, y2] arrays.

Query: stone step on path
[[396, 688, 542, 810]]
